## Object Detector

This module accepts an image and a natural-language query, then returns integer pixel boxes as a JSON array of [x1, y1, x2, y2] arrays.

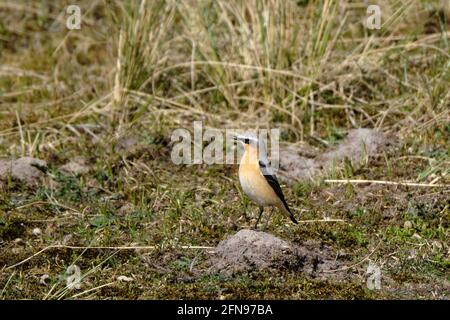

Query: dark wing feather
[[259, 161, 297, 224]]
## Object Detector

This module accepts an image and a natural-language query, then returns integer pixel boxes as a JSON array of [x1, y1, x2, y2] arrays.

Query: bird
[[234, 133, 298, 229]]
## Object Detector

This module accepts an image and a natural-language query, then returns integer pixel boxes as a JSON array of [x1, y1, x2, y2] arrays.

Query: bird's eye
[[244, 138, 250, 144]]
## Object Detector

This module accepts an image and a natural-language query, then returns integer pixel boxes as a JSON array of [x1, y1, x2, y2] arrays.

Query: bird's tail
[[276, 201, 298, 224]]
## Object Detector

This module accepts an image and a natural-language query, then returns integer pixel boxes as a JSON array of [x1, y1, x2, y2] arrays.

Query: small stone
[[117, 275, 134, 282], [66, 265, 82, 290], [40, 274, 50, 285], [404, 221, 413, 229], [63, 234, 73, 245], [14, 238, 24, 245], [32, 227, 42, 236]]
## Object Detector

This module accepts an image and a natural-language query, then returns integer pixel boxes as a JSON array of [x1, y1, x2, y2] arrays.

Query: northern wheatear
[[234, 134, 298, 228]]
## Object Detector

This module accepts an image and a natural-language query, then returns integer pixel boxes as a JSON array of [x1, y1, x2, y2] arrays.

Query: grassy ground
[[0, 0, 449, 299]]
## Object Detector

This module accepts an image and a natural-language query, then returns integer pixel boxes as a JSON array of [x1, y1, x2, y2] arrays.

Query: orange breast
[[238, 145, 279, 206]]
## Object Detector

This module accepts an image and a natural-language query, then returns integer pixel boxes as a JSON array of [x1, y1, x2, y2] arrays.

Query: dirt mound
[[317, 128, 388, 165], [0, 157, 47, 186], [59, 157, 90, 175], [210, 229, 346, 278], [278, 129, 392, 185]]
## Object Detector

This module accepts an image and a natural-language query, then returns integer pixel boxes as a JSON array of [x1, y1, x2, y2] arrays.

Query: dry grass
[[0, 0, 449, 299]]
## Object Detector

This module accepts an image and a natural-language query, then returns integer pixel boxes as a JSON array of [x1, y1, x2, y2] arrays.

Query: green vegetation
[[0, 0, 449, 299]]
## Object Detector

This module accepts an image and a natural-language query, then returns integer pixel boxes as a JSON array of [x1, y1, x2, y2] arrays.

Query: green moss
[[0, 0, 449, 300]]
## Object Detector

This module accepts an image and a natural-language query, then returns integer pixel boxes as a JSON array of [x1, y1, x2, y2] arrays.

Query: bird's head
[[232, 132, 268, 159], [233, 133, 258, 146]]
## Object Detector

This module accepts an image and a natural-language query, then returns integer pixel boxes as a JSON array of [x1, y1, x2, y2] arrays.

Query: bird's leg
[[263, 207, 273, 231], [254, 207, 264, 230]]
